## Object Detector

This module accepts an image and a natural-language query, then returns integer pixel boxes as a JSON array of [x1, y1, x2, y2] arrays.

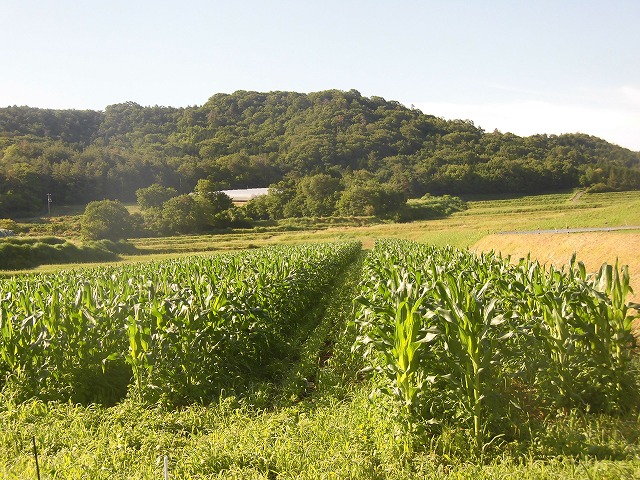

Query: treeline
[[81, 182, 251, 240], [243, 172, 466, 221], [81, 181, 466, 241], [1, 90, 639, 217]]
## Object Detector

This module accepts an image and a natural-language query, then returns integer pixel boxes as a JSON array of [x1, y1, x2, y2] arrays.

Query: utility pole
[[46, 193, 52, 217]]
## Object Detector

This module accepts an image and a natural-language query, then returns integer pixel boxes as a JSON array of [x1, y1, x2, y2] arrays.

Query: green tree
[[296, 173, 343, 216], [194, 191, 234, 228], [136, 183, 178, 210], [243, 194, 272, 220], [252, 177, 299, 219], [140, 207, 165, 234], [81, 200, 132, 240], [337, 182, 404, 216], [192, 178, 220, 196], [161, 194, 202, 234]]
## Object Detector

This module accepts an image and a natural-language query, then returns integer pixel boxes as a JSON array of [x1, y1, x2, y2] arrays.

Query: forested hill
[[1, 89, 639, 217]]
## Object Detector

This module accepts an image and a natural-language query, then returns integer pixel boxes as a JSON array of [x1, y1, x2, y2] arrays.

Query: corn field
[[1, 236, 638, 456], [0, 241, 361, 405], [353, 239, 638, 451]]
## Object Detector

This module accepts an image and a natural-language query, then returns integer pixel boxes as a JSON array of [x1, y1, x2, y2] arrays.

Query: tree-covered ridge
[[1, 89, 639, 217], [0, 106, 103, 145]]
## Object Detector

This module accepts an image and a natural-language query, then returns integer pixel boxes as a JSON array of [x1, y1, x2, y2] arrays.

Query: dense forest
[[1, 89, 639, 218]]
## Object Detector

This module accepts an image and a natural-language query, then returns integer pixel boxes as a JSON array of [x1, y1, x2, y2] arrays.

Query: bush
[[86, 239, 139, 255], [81, 200, 132, 240], [0, 219, 19, 231], [585, 182, 615, 193], [399, 194, 467, 221], [0, 237, 137, 269]]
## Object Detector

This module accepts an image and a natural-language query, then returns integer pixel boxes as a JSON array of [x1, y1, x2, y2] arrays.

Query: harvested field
[[472, 232, 640, 304]]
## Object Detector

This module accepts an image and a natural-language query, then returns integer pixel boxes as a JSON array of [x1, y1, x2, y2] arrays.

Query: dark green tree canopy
[[160, 194, 202, 234], [81, 200, 132, 240], [136, 183, 179, 210], [1, 89, 639, 217]]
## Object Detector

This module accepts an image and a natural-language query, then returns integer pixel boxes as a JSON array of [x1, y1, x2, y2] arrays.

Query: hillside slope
[[1, 89, 639, 217]]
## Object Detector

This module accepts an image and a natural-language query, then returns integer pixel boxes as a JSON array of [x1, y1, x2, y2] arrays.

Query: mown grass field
[[1, 190, 640, 479], [9, 189, 640, 275]]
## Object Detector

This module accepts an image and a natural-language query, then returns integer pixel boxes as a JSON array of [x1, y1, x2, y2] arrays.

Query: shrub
[[0, 237, 136, 269], [81, 200, 132, 240], [585, 183, 615, 193], [0, 219, 19, 231]]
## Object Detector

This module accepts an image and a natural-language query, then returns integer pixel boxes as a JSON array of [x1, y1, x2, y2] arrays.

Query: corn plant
[[0, 241, 361, 405], [355, 267, 437, 417], [510, 255, 638, 413], [353, 239, 638, 453], [591, 261, 637, 364], [576, 259, 638, 411], [428, 271, 512, 451]]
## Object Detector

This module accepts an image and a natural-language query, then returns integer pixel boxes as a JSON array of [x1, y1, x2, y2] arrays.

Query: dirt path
[[499, 226, 640, 235], [569, 190, 585, 202]]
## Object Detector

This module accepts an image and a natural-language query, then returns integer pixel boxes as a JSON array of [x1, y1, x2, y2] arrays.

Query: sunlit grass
[[4, 190, 639, 275], [2, 388, 640, 479]]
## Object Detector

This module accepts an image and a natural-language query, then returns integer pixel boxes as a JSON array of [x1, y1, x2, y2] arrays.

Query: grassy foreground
[[3, 390, 640, 479]]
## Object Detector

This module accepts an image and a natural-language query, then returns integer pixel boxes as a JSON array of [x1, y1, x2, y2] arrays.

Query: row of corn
[[0, 241, 361, 405], [353, 239, 638, 450]]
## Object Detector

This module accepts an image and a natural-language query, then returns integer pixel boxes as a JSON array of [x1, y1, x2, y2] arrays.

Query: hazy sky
[[2, 0, 639, 150]]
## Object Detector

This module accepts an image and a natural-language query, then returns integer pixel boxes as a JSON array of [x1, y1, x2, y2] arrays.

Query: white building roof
[[221, 188, 269, 202]]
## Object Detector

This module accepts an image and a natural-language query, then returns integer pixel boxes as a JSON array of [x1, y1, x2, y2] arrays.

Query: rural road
[[498, 226, 640, 235]]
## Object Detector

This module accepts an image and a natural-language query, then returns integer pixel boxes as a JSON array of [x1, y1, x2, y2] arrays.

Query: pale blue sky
[[1, 0, 639, 150]]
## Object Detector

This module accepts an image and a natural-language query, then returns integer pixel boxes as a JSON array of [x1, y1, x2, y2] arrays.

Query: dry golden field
[[473, 231, 640, 305]]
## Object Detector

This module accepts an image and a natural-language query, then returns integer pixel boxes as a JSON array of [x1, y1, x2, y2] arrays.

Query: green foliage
[[193, 190, 235, 228], [1, 234, 640, 476], [401, 194, 467, 221], [0, 219, 18, 231], [1, 91, 639, 218], [0, 106, 102, 144], [585, 182, 615, 193], [135, 181, 239, 234], [135, 183, 178, 210], [0, 236, 136, 269], [353, 239, 639, 454], [159, 194, 202, 234], [81, 200, 132, 240], [0, 241, 361, 405], [338, 181, 405, 217], [244, 173, 406, 220], [296, 174, 344, 216]]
